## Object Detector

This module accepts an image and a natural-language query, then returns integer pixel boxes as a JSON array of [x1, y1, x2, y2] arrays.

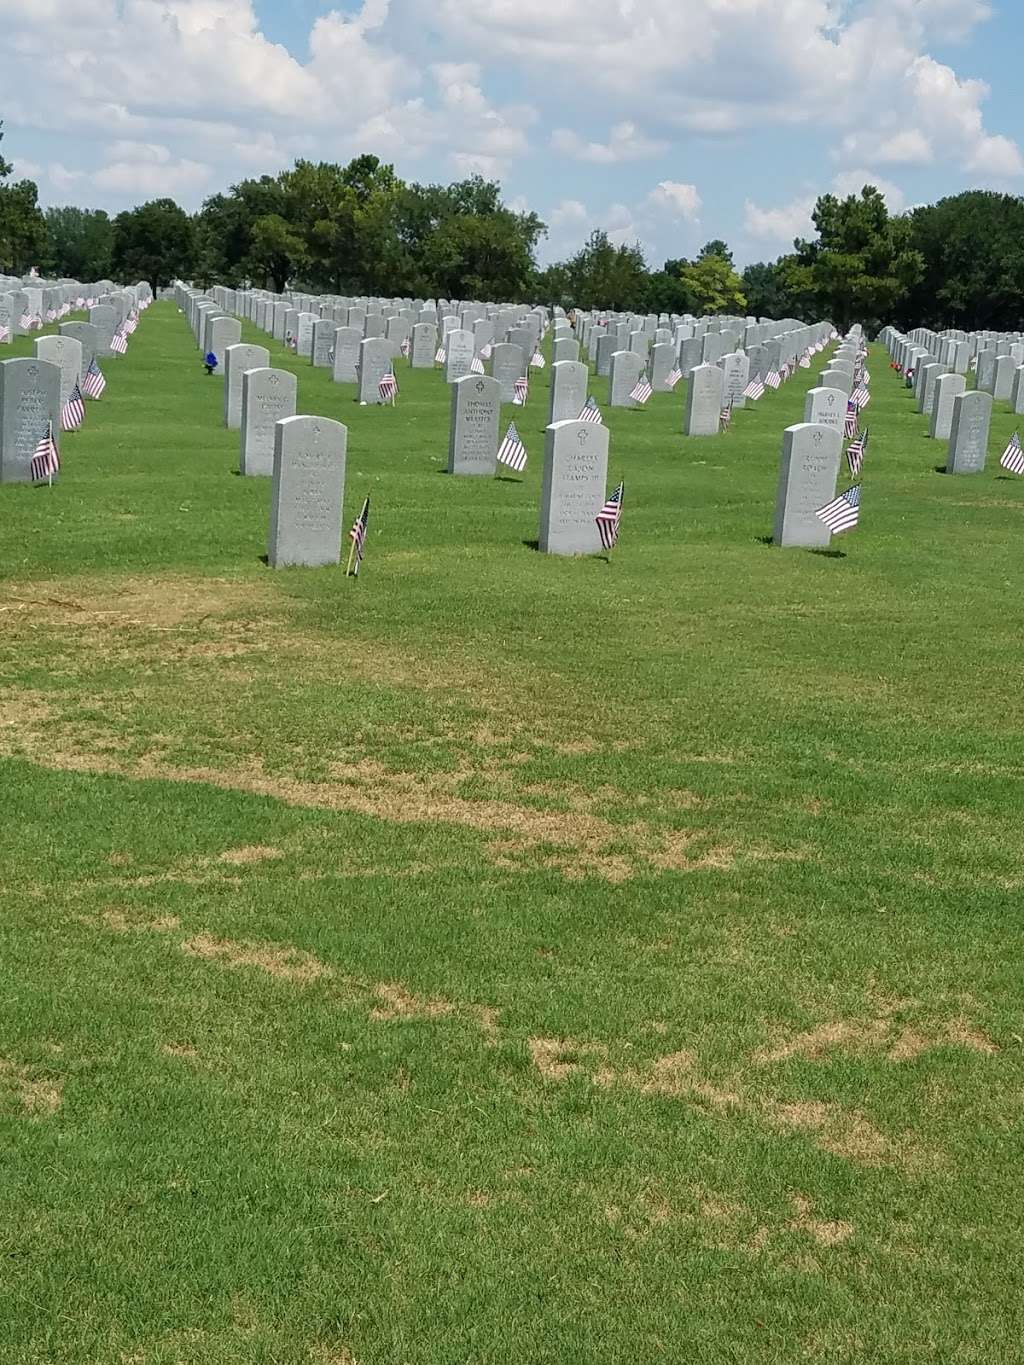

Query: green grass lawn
[[1, 305, 1022, 1364]]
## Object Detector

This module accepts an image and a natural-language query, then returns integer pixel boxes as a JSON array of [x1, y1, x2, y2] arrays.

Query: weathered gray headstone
[[1012, 366, 1024, 417], [539, 420, 610, 555], [224, 343, 270, 429], [720, 351, 749, 411], [0, 357, 62, 483], [609, 350, 643, 408], [553, 337, 580, 365], [268, 416, 347, 568], [35, 335, 83, 405], [445, 329, 475, 383], [331, 327, 362, 384], [929, 373, 966, 440], [208, 316, 241, 368], [491, 342, 526, 403], [89, 305, 117, 358], [595, 332, 616, 378], [684, 363, 725, 436], [448, 374, 500, 476], [993, 354, 1017, 403], [240, 367, 298, 476], [649, 341, 675, 393], [774, 423, 843, 548], [312, 319, 337, 369], [410, 322, 436, 369], [357, 337, 393, 404], [804, 387, 846, 434], [946, 390, 992, 474], [59, 321, 98, 381], [0, 294, 14, 345], [549, 360, 588, 425]]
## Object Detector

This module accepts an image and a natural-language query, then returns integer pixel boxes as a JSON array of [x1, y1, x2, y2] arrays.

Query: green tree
[[111, 198, 195, 293], [44, 206, 113, 279], [794, 185, 923, 333], [741, 260, 794, 318], [0, 121, 48, 274], [697, 239, 733, 266], [558, 231, 649, 311], [678, 253, 747, 314], [903, 191, 1024, 331]]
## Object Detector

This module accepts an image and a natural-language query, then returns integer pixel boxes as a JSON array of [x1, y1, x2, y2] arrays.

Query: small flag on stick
[[347, 496, 370, 576], [1001, 431, 1024, 475], [496, 421, 528, 474], [111, 329, 128, 355], [846, 427, 869, 477], [578, 396, 603, 424], [62, 383, 86, 432], [630, 376, 653, 404], [530, 350, 546, 370], [844, 401, 859, 439], [513, 376, 529, 406], [666, 367, 683, 390], [744, 374, 766, 401], [596, 482, 624, 551], [765, 369, 782, 390], [379, 372, 399, 405], [435, 346, 447, 363], [719, 401, 733, 432], [30, 422, 60, 486], [815, 484, 861, 536], [82, 358, 107, 399], [470, 357, 485, 374]]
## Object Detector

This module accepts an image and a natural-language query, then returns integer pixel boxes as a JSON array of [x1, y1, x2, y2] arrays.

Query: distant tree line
[[2, 121, 1024, 333]]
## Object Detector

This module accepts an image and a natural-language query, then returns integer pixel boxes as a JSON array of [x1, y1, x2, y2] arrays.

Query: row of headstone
[[0, 277, 153, 483], [878, 324, 998, 472]]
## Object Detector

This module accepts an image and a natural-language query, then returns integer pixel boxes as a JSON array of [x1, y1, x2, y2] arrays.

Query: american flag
[[82, 358, 107, 399], [578, 396, 603, 424], [719, 401, 733, 432], [435, 345, 447, 363], [62, 383, 86, 432], [496, 421, 528, 473], [744, 374, 766, 401], [0, 326, 8, 343], [846, 427, 869, 477], [816, 484, 861, 535], [30, 422, 60, 484], [666, 367, 683, 389], [45, 308, 56, 323], [379, 372, 399, 404], [470, 357, 485, 374], [19, 312, 32, 330], [480, 343, 493, 359], [513, 376, 529, 406], [844, 402, 859, 439], [530, 350, 546, 370], [400, 337, 410, 358], [348, 496, 370, 576], [799, 354, 811, 369], [1001, 431, 1024, 475], [765, 369, 782, 390], [851, 385, 870, 409], [328, 347, 336, 365], [111, 329, 129, 355], [125, 314, 138, 334], [630, 375, 653, 404], [595, 481, 624, 551]]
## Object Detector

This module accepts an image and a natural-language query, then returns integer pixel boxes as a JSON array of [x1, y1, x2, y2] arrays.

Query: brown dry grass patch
[[0, 1058, 63, 1117], [217, 845, 283, 865], [369, 982, 454, 1022], [181, 934, 331, 984], [787, 1194, 854, 1247], [756, 1014, 998, 1065]]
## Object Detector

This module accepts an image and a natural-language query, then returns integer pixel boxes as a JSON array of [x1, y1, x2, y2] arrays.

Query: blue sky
[[5, 0, 1022, 267]]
